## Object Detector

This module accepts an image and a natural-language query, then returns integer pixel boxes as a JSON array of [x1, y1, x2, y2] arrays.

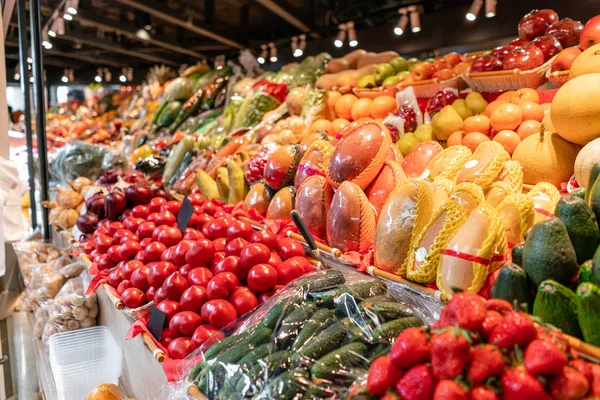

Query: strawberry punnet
[[488, 311, 537, 349], [433, 380, 468, 400], [549, 366, 590, 400], [430, 329, 471, 380], [501, 366, 552, 400], [524, 339, 567, 376], [367, 355, 404, 396], [469, 385, 499, 400], [467, 344, 505, 385], [390, 327, 430, 369], [435, 292, 487, 332], [396, 364, 436, 400]]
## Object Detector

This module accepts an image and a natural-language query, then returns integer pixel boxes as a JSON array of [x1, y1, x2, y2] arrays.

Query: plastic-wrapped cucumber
[[235, 350, 292, 394], [275, 302, 317, 348], [372, 316, 423, 342], [292, 309, 337, 353], [291, 321, 346, 364], [219, 343, 278, 396], [259, 294, 303, 330], [310, 280, 387, 308], [310, 342, 368, 381], [253, 369, 310, 400], [295, 270, 345, 293], [360, 301, 414, 321]]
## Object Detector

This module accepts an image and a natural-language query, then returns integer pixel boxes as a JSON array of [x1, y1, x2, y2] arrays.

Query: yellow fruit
[[551, 73, 600, 145], [351, 98, 373, 121], [511, 130, 579, 186], [570, 44, 600, 77]]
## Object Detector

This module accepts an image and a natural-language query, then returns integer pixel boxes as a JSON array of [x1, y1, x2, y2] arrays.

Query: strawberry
[[431, 329, 471, 380], [390, 327, 430, 369], [571, 360, 595, 392], [480, 310, 503, 341], [501, 366, 552, 400], [488, 311, 537, 349], [485, 298, 513, 314], [367, 355, 404, 395], [469, 385, 499, 400], [433, 380, 467, 400], [467, 344, 505, 384], [381, 394, 400, 400], [524, 339, 567, 376], [537, 325, 570, 352], [436, 292, 487, 332], [550, 366, 590, 400], [396, 364, 436, 400], [590, 364, 600, 396]]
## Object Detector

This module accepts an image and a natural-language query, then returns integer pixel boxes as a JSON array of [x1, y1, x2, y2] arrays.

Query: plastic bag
[[50, 141, 108, 185], [172, 267, 440, 399], [13, 241, 63, 279], [233, 81, 287, 130], [383, 87, 423, 139]]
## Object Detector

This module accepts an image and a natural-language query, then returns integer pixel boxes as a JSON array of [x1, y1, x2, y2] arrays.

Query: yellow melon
[[511, 130, 579, 187], [551, 73, 600, 145], [574, 137, 600, 187], [570, 44, 600, 77]]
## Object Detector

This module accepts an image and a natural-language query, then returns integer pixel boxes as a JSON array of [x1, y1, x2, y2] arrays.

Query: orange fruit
[[497, 91, 516, 102], [331, 118, 350, 135], [328, 91, 342, 118], [484, 100, 507, 118], [516, 119, 542, 140], [493, 130, 521, 155], [462, 132, 490, 152], [447, 131, 464, 147], [334, 94, 358, 120], [518, 101, 544, 122], [310, 119, 334, 135], [351, 98, 373, 121], [369, 96, 397, 119], [490, 103, 523, 131], [463, 115, 491, 135], [511, 88, 540, 104]]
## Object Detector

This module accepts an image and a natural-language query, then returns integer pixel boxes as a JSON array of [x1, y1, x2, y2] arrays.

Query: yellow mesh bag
[[450, 182, 484, 215], [431, 177, 453, 214], [485, 181, 513, 208], [496, 160, 524, 193], [405, 201, 466, 283], [455, 141, 510, 189], [294, 139, 335, 188], [421, 145, 472, 181], [496, 193, 536, 247], [490, 225, 508, 274], [527, 182, 561, 225]]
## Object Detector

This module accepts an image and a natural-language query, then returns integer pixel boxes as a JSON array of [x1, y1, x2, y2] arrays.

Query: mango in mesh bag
[[450, 182, 484, 216], [485, 181, 513, 208], [401, 141, 443, 178], [420, 145, 472, 181], [405, 200, 466, 284], [326, 181, 376, 253], [365, 160, 407, 216], [431, 177, 453, 214], [527, 182, 561, 225], [495, 160, 524, 193], [294, 139, 334, 189], [327, 120, 392, 190], [296, 175, 333, 240], [374, 179, 434, 276], [455, 141, 510, 189], [437, 203, 503, 297]]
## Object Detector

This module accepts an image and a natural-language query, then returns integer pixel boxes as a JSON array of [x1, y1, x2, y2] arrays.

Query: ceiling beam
[[256, 0, 317, 37], [112, 0, 243, 49], [6, 53, 72, 68], [5, 40, 126, 67]]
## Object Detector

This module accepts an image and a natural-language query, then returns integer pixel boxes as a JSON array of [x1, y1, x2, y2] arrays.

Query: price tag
[[148, 305, 166, 341], [177, 196, 194, 233]]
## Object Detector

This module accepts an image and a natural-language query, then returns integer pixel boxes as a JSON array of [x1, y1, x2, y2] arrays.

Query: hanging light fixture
[[394, 8, 409, 36], [66, 0, 79, 15], [347, 21, 358, 47], [296, 34, 306, 57], [48, 17, 65, 37], [61, 69, 69, 83], [409, 6, 421, 33], [257, 44, 267, 64], [334, 23, 346, 48], [485, 0, 496, 18], [103, 68, 112, 82], [42, 31, 52, 49], [466, 0, 483, 21], [95, 68, 102, 83], [269, 42, 278, 62], [14, 66, 20, 81], [291, 36, 299, 57], [63, 3, 73, 21]]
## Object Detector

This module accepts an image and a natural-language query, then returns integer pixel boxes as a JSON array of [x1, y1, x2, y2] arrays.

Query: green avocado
[[555, 196, 600, 264], [533, 280, 582, 338], [576, 282, 600, 346], [490, 263, 533, 312]]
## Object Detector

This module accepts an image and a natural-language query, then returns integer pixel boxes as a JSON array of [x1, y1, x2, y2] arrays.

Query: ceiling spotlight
[[42, 31, 52, 49], [347, 21, 358, 47], [394, 8, 409, 36], [258, 44, 267, 64], [296, 34, 306, 57], [95, 68, 102, 83], [409, 7, 421, 33], [119, 75, 127, 82], [29, 76, 34, 83], [135, 28, 150, 40], [334, 24, 346, 48], [66, 0, 78, 15], [48, 29, 56, 38], [63, 12, 73, 21], [61, 76, 69, 83], [485, 0, 496, 17], [14, 73, 20, 80], [466, 0, 483, 21], [269, 42, 278, 62], [27, 57, 32, 63]]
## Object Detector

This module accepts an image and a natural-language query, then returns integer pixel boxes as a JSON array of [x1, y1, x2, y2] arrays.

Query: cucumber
[[260, 295, 303, 330], [158, 101, 182, 127], [275, 302, 317, 348], [310, 280, 387, 308], [358, 295, 396, 306], [220, 343, 278, 397], [361, 301, 413, 321], [236, 350, 292, 394], [166, 149, 195, 187], [335, 293, 361, 318], [341, 317, 375, 344], [372, 316, 423, 342], [295, 269, 345, 292], [310, 342, 368, 381], [368, 343, 391, 363], [292, 309, 337, 352], [253, 369, 309, 400], [292, 321, 347, 364]]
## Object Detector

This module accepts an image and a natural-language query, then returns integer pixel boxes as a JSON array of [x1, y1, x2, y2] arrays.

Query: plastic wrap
[[50, 141, 108, 185], [169, 267, 441, 400], [299, 89, 330, 126], [383, 87, 423, 138], [233, 81, 287, 130]]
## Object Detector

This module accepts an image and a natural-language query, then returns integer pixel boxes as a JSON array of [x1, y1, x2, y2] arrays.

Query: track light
[[334, 24, 346, 48], [42, 31, 52, 49], [14, 73, 20, 80], [27, 57, 32, 63], [119, 75, 126, 82], [29, 77, 34, 83], [95, 68, 102, 83], [347, 21, 358, 47], [296, 34, 306, 57], [409, 7, 421, 33], [291, 36, 299, 57], [50, 17, 65, 36], [103, 68, 111, 82], [394, 8, 409, 36], [466, 0, 483, 21], [485, 0, 496, 18], [135, 28, 150, 40], [66, 0, 78, 15], [258, 44, 267, 64], [63, 8, 73, 21], [269, 42, 278, 62]]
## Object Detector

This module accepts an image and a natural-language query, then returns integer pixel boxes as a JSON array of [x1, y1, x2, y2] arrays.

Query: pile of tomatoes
[[83, 193, 314, 359]]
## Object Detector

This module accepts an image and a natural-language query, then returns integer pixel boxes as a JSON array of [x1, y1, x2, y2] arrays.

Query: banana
[[195, 169, 219, 200], [216, 167, 230, 203], [227, 159, 249, 204]]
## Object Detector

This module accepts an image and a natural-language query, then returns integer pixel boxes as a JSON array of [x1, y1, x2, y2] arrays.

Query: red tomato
[[170, 311, 203, 336], [185, 239, 216, 267], [167, 337, 193, 359], [134, 250, 147, 263], [145, 241, 167, 261], [130, 264, 151, 290], [226, 221, 254, 242], [161, 246, 176, 262], [154, 287, 167, 305], [240, 243, 271, 270], [258, 290, 276, 304], [136, 222, 156, 239], [180, 285, 208, 312], [149, 197, 167, 213], [201, 219, 230, 240], [124, 217, 144, 233], [131, 205, 150, 219], [187, 193, 205, 207], [147, 213, 160, 223], [118, 240, 142, 260], [107, 268, 123, 287], [121, 287, 146, 308], [229, 287, 259, 316], [156, 226, 182, 247], [267, 252, 283, 267], [107, 245, 122, 263], [118, 233, 139, 245], [214, 210, 228, 219], [277, 238, 305, 259], [116, 280, 132, 296], [140, 237, 153, 248], [247, 264, 278, 292], [209, 252, 226, 271], [157, 299, 181, 326], [161, 200, 182, 215], [173, 240, 194, 266], [201, 299, 237, 328], [192, 213, 213, 230], [206, 272, 239, 300], [183, 228, 203, 241], [225, 238, 249, 257], [155, 211, 176, 227], [213, 238, 227, 252], [250, 229, 278, 250], [122, 260, 143, 280], [96, 254, 116, 271], [146, 286, 156, 302], [108, 221, 124, 236], [202, 201, 218, 216], [193, 205, 204, 214], [148, 261, 177, 288], [162, 271, 189, 300], [187, 267, 214, 287], [213, 256, 245, 280], [113, 228, 132, 242], [180, 264, 192, 277], [160, 327, 180, 348], [276, 256, 310, 285], [94, 235, 114, 253], [191, 325, 221, 350]]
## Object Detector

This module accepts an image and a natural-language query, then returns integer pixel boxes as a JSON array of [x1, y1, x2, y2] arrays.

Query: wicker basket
[[352, 85, 399, 99], [463, 56, 554, 92], [546, 69, 570, 87], [399, 73, 468, 98]]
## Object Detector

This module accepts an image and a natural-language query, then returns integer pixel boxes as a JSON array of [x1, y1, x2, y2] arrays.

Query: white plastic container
[[48, 326, 122, 400]]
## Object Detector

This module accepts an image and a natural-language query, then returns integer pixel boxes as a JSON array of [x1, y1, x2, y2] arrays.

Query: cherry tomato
[[131, 205, 150, 219], [240, 243, 271, 270], [107, 245, 122, 263], [161, 200, 182, 215], [156, 226, 183, 247], [118, 240, 142, 260], [107, 268, 124, 287], [168, 337, 194, 359], [124, 217, 144, 233], [140, 237, 153, 248], [170, 311, 203, 336], [267, 252, 283, 267], [154, 287, 167, 305], [89, 249, 100, 262], [116, 280, 132, 296], [213, 210, 228, 219], [148, 261, 177, 288], [149, 197, 168, 213], [276, 256, 310, 285], [157, 299, 181, 326], [229, 287, 259, 316], [146, 286, 156, 302], [210, 252, 226, 271], [185, 239, 215, 267], [201, 299, 237, 328], [160, 327, 180, 348], [130, 264, 151, 290], [173, 240, 194, 266], [183, 228, 203, 241], [96, 254, 116, 271], [225, 238, 248, 257], [187, 267, 214, 287], [145, 241, 167, 262], [213, 256, 245, 280], [136, 222, 156, 239], [227, 221, 254, 242], [258, 290, 275, 304], [191, 324, 221, 350], [180, 264, 192, 277], [94, 234, 114, 253], [250, 229, 278, 250], [97, 220, 111, 230], [277, 238, 305, 259], [108, 221, 124, 236], [187, 193, 205, 207], [180, 285, 208, 312], [155, 211, 176, 227], [121, 287, 146, 308], [122, 260, 143, 280], [162, 271, 189, 301], [247, 264, 278, 292]]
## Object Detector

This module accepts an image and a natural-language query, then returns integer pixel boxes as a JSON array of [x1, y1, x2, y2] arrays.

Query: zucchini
[[292, 309, 337, 352], [166, 149, 195, 187], [361, 302, 413, 322], [151, 100, 169, 125], [253, 369, 310, 400], [275, 302, 317, 348], [372, 316, 423, 342], [162, 136, 194, 184], [292, 321, 347, 365], [236, 350, 292, 394], [158, 101, 182, 127], [310, 342, 368, 381], [295, 270, 345, 293]]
